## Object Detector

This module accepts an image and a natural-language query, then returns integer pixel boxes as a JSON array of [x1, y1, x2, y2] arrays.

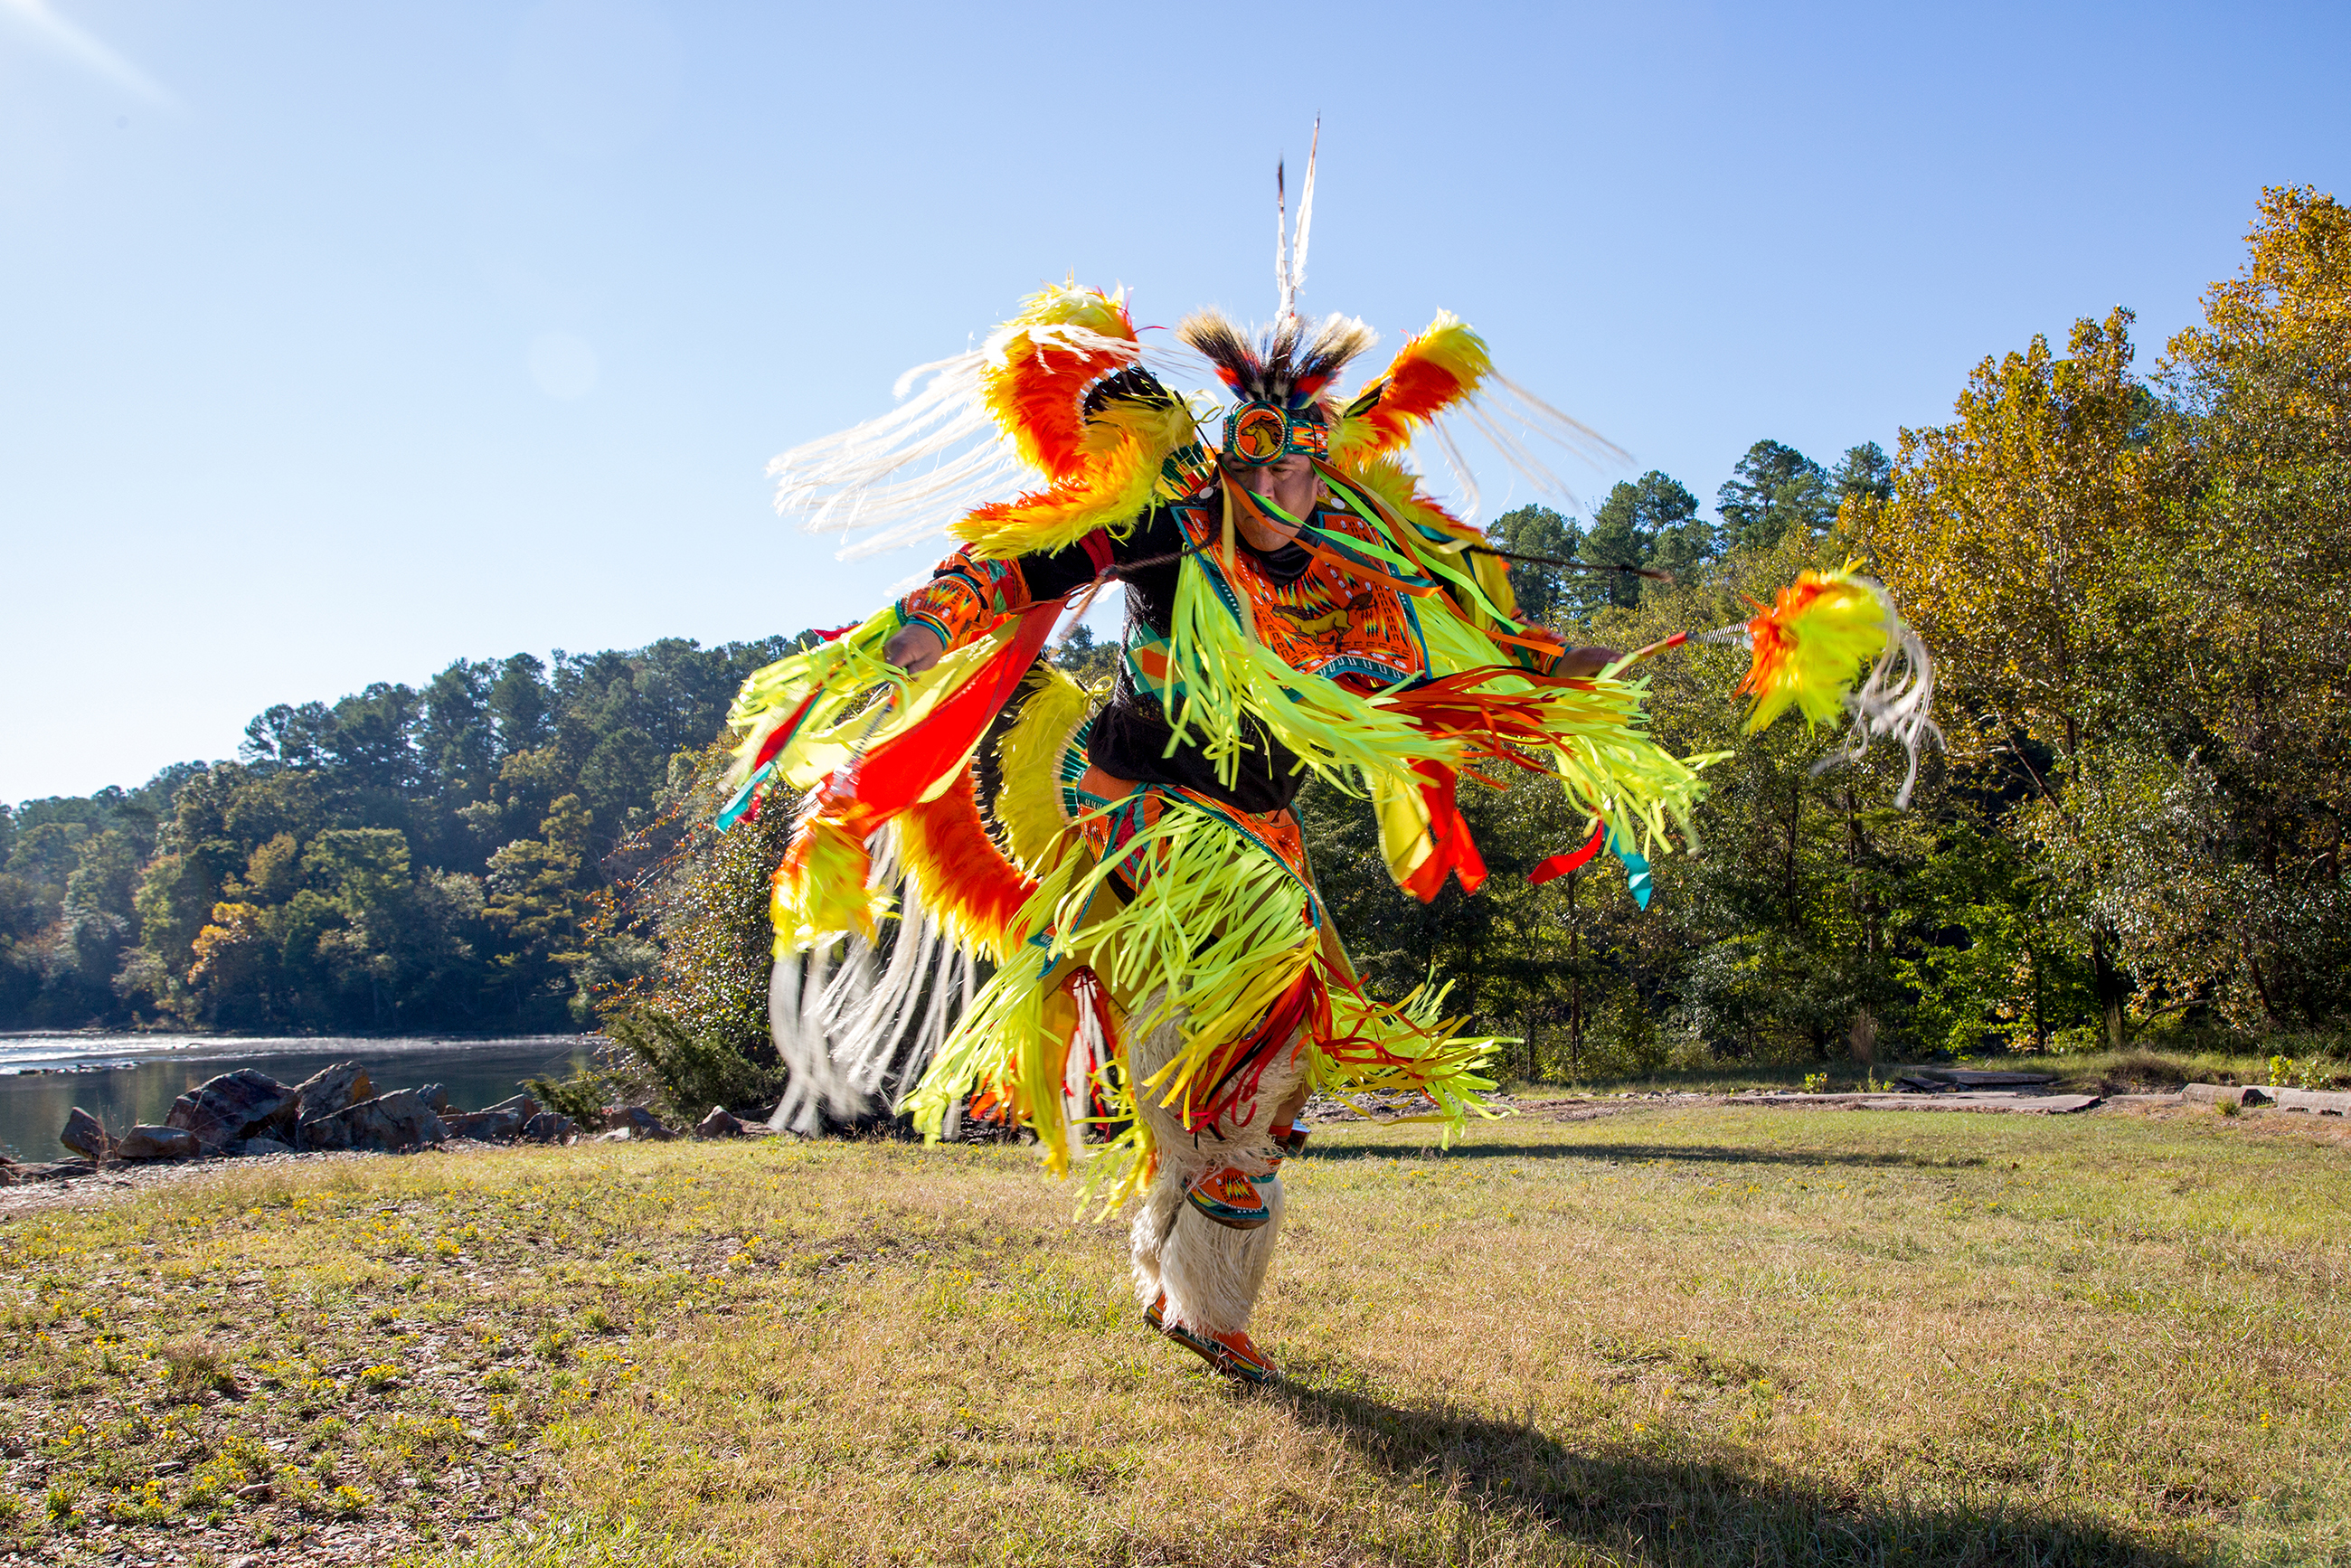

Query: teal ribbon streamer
[[1606, 827, 1653, 911]]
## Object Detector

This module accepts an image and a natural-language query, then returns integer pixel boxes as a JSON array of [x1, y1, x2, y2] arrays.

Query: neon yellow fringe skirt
[[904, 748, 1504, 1215]]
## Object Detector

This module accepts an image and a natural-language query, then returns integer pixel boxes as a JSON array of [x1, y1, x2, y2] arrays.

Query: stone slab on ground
[[2186, 1082, 2267, 1107], [4, 1157, 97, 1183], [1734, 1091, 2104, 1115], [1887, 1065, 2061, 1091], [2186, 1082, 2351, 1114]]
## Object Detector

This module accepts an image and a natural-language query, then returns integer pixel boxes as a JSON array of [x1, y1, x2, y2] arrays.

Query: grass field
[[3, 1100, 2346, 1567]]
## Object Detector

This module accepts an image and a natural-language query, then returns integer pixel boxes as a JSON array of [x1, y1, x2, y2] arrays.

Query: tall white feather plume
[[1274, 157, 1292, 322], [1272, 122, 1320, 326], [1290, 119, 1319, 308]]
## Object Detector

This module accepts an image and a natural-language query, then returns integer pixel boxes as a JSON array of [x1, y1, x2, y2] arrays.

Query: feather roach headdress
[[1178, 307, 1378, 464]]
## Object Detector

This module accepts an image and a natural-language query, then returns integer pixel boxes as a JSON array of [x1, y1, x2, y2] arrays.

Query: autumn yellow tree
[[1853, 308, 2167, 1048], [1857, 189, 2351, 1042], [2138, 186, 2351, 1025]]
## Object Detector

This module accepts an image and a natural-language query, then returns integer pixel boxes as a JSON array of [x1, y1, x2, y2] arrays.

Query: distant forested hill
[[0, 638, 800, 1034]]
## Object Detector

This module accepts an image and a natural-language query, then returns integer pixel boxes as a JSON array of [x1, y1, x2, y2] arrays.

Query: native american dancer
[[717, 181, 1935, 1384]]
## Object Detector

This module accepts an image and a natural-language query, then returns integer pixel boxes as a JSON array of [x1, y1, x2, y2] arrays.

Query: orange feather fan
[[977, 285, 1143, 481], [1329, 312, 1493, 465], [893, 768, 1037, 960], [1734, 568, 1890, 734], [954, 391, 1199, 560]]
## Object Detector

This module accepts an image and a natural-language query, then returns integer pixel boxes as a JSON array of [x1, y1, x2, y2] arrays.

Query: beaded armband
[[895, 549, 1034, 650]]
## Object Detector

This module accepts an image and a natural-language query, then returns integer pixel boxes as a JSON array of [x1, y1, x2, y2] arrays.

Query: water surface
[[0, 1034, 602, 1161]]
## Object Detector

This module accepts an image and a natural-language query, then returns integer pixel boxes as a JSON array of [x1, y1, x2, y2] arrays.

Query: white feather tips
[[767, 316, 1147, 561], [1810, 581, 1943, 808], [1418, 372, 1631, 523], [766, 826, 975, 1133], [1698, 583, 1946, 809]]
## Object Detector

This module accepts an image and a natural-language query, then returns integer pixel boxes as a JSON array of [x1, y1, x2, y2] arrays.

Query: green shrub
[[525, 1072, 614, 1131], [604, 1006, 782, 1121]]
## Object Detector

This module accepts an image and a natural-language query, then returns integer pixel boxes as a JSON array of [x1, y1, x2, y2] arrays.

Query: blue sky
[[4, 0, 2346, 804]]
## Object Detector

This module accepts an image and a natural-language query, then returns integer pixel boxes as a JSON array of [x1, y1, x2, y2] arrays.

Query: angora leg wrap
[[1127, 1005, 1307, 1337]]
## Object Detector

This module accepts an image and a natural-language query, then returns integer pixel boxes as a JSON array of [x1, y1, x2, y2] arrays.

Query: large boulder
[[444, 1091, 536, 1142], [442, 1108, 525, 1142], [605, 1106, 675, 1142], [291, 1062, 373, 1129], [520, 1111, 575, 1144], [61, 1107, 117, 1161], [695, 1106, 745, 1139], [299, 1089, 448, 1152], [417, 1083, 455, 1115], [118, 1125, 201, 1161], [166, 1069, 297, 1152]]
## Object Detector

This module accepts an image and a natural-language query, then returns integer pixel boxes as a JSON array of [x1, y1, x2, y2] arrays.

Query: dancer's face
[[1225, 452, 1323, 532]]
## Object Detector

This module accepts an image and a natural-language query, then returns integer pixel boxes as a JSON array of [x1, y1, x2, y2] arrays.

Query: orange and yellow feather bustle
[[977, 284, 1142, 480], [1329, 312, 1493, 466], [952, 285, 1206, 561], [894, 769, 1036, 962]]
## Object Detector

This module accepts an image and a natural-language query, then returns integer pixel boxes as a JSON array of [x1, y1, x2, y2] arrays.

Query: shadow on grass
[[1306, 1140, 1989, 1171], [1275, 1379, 2195, 1567]]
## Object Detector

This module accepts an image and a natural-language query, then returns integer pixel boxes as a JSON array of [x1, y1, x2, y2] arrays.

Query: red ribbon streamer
[[1527, 819, 1606, 886]]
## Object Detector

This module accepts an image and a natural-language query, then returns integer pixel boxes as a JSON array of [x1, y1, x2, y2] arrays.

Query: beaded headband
[[1222, 399, 1330, 467]]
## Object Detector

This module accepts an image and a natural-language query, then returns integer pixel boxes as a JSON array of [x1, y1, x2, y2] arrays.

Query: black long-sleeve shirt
[[930, 494, 1318, 815]]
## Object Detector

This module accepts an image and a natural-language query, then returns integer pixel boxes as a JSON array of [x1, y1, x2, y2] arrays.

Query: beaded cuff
[[895, 550, 1034, 651]]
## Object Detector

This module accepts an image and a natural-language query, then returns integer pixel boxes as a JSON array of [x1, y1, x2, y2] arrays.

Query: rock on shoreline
[[29, 1066, 776, 1184]]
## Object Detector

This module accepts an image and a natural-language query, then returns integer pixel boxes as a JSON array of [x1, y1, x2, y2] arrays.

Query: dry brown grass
[[4, 1104, 2346, 1567]]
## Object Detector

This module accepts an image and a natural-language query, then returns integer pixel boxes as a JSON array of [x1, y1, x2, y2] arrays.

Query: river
[[0, 1034, 606, 1161]]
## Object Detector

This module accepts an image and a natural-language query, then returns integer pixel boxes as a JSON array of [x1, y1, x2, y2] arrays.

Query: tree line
[[8, 188, 2344, 1085], [0, 639, 796, 1034]]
